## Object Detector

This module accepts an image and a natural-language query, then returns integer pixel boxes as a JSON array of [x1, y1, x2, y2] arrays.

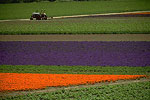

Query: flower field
[[0, 1, 150, 98], [0, 41, 150, 66], [0, 41, 149, 98], [0, 73, 146, 91]]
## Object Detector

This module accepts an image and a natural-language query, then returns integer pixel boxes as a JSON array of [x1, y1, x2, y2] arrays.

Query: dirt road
[[0, 34, 150, 41]]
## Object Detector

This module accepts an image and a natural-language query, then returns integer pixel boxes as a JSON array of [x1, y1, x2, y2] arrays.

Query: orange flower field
[[0, 73, 146, 91]]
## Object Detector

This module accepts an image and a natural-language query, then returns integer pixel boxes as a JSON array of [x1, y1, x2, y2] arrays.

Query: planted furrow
[[0, 41, 150, 66]]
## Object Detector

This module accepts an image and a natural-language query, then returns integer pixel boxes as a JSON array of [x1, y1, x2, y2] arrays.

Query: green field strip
[[0, 0, 150, 20], [1, 81, 150, 100], [0, 17, 150, 35], [0, 65, 150, 75], [0, 10, 150, 21]]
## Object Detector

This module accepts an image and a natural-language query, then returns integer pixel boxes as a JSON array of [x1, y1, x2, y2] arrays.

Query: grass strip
[[0, 0, 150, 20], [0, 17, 150, 34], [2, 81, 150, 100], [0, 65, 150, 75]]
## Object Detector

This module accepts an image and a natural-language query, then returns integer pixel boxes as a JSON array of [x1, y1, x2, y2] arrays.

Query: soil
[[0, 34, 150, 41], [0, 78, 149, 98]]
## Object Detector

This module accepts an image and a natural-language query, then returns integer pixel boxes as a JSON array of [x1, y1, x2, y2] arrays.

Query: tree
[[49, 0, 56, 2], [12, 0, 21, 3], [0, 0, 13, 3]]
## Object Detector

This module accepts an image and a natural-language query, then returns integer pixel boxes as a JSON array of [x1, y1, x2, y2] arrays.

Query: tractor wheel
[[44, 17, 47, 20], [42, 17, 47, 20], [36, 15, 41, 20], [30, 17, 33, 20], [36, 17, 41, 20], [42, 17, 44, 20]]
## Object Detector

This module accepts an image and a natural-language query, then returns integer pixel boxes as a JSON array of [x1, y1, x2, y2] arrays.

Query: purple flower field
[[0, 41, 150, 67]]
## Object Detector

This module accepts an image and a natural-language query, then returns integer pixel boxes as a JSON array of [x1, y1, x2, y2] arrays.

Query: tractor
[[30, 12, 47, 20]]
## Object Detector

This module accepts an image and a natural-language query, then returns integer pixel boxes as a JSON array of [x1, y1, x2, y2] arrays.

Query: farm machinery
[[30, 11, 47, 20]]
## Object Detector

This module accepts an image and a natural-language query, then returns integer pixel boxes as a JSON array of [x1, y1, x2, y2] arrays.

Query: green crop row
[[0, 0, 150, 20], [0, 17, 150, 34], [0, 65, 150, 75], [2, 81, 150, 100]]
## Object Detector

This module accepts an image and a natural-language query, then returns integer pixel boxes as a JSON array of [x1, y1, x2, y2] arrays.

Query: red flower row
[[0, 73, 146, 91]]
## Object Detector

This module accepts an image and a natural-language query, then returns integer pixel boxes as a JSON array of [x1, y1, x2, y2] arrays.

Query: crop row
[[0, 73, 146, 91], [3, 81, 149, 100], [0, 41, 150, 66], [0, 17, 150, 34], [1, 65, 150, 75]]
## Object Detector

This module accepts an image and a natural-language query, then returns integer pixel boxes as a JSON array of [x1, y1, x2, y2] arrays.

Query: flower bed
[[0, 73, 146, 91], [0, 41, 150, 66]]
